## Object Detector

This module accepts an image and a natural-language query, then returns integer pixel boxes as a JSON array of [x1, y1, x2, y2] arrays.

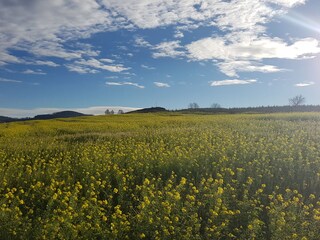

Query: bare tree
[[188, 102, 199, 109], [289, 95, 305, 106], [210, 103, 221, 108]]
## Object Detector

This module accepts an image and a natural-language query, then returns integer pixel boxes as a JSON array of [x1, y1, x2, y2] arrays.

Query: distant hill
[[0, 111, 91, 123], [34, 111, 90, 120], [0, 116, 16, 123], [127, 107, 168, 114]]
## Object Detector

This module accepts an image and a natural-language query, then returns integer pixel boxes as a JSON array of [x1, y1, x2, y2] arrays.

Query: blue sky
[[0, 0, 320, 117]]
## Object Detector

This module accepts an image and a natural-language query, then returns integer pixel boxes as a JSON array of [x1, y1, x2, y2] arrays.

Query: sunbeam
[[281, 11, 320, 35]]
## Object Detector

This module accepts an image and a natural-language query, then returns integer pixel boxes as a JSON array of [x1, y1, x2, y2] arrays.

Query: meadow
[[1, 113, 320, 239]]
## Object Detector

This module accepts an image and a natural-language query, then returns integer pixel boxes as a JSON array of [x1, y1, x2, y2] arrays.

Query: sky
[[0, 0, 320, 117]]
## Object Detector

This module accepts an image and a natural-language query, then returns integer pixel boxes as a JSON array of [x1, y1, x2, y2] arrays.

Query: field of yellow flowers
[[1, 113, 320, 239]]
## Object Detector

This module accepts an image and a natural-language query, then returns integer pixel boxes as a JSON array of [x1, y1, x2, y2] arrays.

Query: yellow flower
[[217, 187, 224, 195], [180, 177, 187, 185], [139, 233, 146, 238]]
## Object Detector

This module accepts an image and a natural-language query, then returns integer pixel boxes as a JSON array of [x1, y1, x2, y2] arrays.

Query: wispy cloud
[[141, 64, 155, 70], [100, 58, 115, 63], [65, 64, 99, 74], [34, 60, 59, 67], [217, 61, 286, 77], [154, 82, 170, 88], [174, 30, 184, 39], [0, 77, 22, 83], [105, 81, 145, 89], [75, 58, 130, 73], [134, 36, 152, 48], [209, 79, 257, 86], [22, 69, 46, 75], [105, 76, 119, 79], [152, 41, 185, 58], [66, 58, 129, 74], [24, 60, 60, 67], [295, 81, 315, 87]]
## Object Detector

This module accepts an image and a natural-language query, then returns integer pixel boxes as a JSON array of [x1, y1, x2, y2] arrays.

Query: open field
[[1, 113, 320, 239]]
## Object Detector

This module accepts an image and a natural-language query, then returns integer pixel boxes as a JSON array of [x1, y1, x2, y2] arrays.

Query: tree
[[188, 102, 199, 109], [105, 109, 110, 115], [289, 95, 305, 106], [210, 103, 221, 108], [118, 109, 124, 114], [110, 110, 114, 114]]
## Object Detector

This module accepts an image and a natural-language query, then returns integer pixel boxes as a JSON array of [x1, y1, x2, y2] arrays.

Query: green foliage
[[0, 113, 320, 239]]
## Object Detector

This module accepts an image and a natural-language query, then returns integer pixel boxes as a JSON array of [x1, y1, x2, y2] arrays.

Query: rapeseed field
[[1, 113, 320, 239]]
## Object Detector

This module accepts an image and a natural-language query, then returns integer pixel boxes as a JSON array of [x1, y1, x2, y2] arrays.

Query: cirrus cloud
[[209, 79, 257, 86], [105, 81, 145, 89], [154, 82, 170, 88], [294, 81, 315, 87], [0, 77, 22, 83]]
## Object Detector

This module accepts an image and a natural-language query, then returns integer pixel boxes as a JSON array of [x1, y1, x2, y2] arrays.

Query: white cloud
[[217, 61, 286, 77], [186, 35, 320, 76], [0, 0, 121, 64], [154, 82, 170, 88], [121, 72, 137, 76], [135, 37, 186, 59], [22, 69, 46, 75], [187, 35, 320, 61], [106, 81, 145, 88], [209, 79, 257, 86], [134, 36, 152, 48], [100, 58, 115, 63], [66, 64, 99, 74], [0, 78, 22, 83], [105, 76, 119, 79], [102, 0, 274, 30], [32, 60, 59, 67], [268, 0, 306, 8], [152, 41, 185, 58], [0, 0, 316, 79], [0, 52, 22, 66], [141, 64, 155, 70], [74, 58, 130, 73], [295, 81, 315, 87], [174, 31, 184, 38]]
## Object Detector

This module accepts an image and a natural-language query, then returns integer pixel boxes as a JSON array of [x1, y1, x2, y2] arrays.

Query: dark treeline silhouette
[[177, 105, 320, 114]]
